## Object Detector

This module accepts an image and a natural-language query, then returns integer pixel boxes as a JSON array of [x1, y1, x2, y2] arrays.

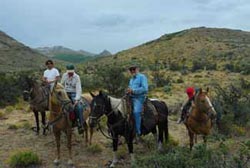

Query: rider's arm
[[75, 75, 82, 101], [132, 74, 148, 95]]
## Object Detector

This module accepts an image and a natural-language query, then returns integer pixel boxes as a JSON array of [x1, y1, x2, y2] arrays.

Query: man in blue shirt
[[127, 65, 148, 137]]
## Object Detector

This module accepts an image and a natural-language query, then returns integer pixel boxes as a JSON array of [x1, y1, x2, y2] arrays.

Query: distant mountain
[[35, 46, 94, 63], [0, 30, 48, 72], [96, 49, 112, 57], [86, 27, 250, 72], [35, 46, 112, 63]]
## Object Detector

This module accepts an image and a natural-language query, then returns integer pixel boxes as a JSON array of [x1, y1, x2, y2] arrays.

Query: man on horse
[[127, 64, 148, 138], [42, 60, 60, 92], [177, 87, 196, 124], [61, 64, 84, 134]]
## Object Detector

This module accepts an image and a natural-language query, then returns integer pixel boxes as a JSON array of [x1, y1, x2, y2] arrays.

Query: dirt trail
[[0, 106, 188, 168]]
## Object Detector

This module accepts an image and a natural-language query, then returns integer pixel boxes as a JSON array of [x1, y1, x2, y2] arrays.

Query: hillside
[[0, 31, 48, 72], [86, 27, 250, 72]]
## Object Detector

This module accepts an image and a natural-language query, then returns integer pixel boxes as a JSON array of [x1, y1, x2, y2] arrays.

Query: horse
[[185, 88, 217, 150], [50, 82, 94, 165], [23, 78, 49, 135], [89, 91, 168, 167]]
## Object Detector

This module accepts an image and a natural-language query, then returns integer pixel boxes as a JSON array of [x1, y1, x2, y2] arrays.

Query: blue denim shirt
[[129, 73, 148, 98]]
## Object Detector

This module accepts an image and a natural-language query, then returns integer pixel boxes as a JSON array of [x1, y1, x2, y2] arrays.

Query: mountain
[[0, 31, 48, 72], [96, 49, 112, 57], [36, 46, 112, 63], [86, 27, 250, 72]]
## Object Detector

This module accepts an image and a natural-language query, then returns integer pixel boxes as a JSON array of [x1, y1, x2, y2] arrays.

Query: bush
[[86, 144, 102, 154], [8, 150, 40, 168]]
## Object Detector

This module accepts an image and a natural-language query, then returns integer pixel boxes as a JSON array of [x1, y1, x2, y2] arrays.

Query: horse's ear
[[206, 87, 209, 93], [199, 88, 202, 94], [89, 92, 95, 98], [99, 90, 103, 96]]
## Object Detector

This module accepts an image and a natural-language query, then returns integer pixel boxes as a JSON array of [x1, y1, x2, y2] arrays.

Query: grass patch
[[7, 150, 41, 168], [5, 106, 15, 114], [86, 144, 103, 154], [8, 124, 19, 130]]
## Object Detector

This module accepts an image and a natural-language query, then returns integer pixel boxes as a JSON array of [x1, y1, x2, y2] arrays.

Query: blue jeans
[[132, 97, 145, 135], [67, 92, 84, 127]]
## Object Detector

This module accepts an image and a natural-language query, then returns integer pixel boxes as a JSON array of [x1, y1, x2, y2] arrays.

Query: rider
[[42, 60, 60, 92], [177, 87, 196, 124], [61, 64, 84, 134], [127, 64, 148, 138]]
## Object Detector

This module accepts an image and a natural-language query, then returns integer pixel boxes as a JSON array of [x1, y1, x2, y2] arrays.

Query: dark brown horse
[[23, 79, 49, 135], [49, 82, 94, 165], [185, 88, 217, 150]]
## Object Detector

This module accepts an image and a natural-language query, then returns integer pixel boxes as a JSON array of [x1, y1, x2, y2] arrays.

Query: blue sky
[[0, 0, 250, 53]]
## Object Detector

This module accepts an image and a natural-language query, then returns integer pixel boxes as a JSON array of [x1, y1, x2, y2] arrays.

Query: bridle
[[90, 95, 128, 140], [45, 87, 73, 129]]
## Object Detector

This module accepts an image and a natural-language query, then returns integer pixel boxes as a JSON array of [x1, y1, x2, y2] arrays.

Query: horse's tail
[[161, 101, 169, 142]]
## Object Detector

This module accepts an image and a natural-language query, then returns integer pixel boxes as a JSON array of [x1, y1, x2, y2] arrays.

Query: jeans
[[132, 96, 145, 135], [67, 92, 84, 127]]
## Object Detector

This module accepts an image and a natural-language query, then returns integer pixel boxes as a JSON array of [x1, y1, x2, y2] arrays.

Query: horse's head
[[22, 76, 39, 102], [89, 91, 110, 127], [194, 88, 217, 119], [51, 82, 74, 114]]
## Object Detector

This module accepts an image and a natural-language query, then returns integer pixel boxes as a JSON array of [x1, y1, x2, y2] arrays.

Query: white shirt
[[61, 72, 82, 101], [43, 68, 60, 82]]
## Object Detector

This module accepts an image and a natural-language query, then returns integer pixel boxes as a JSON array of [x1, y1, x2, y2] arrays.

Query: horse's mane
[[108, 96, 126, 118]]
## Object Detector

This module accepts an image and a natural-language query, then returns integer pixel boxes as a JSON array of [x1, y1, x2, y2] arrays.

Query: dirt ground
[[0, 104, 187, 168]]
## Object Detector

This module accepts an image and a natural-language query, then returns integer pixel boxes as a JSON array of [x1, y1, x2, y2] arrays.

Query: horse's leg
[[164, 119, 169, 143], [41, 111, 46, 135], [157, 125, 163, 151], [53, 131, 61, 165], [203, 135, 207, 145], [188, 129, 194, 150], [84, 122, 88, 145], [33, 110, 39, 135], [67, 128, 73, 165], [195, 134, 198, 143], [110, 135, 119, 168], [89, 127, 94, 145], [152, 127, 158, 148], [127, 133, 135, 164]]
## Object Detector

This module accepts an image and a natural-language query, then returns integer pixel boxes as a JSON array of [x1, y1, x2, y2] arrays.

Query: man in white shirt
[[42, 60, 60, 91], [61, 64, 84, 134]]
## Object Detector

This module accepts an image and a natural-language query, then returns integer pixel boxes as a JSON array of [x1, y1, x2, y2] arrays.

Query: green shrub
[[8, 124, 18, 130], [86, 144, 102, 154], [8, 150, 40, 168], [5, 106, 14, 114]]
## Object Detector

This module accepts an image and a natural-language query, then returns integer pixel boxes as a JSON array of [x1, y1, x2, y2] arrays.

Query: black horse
[[89, 91, 168, 167], [23, 77, 49, 135]]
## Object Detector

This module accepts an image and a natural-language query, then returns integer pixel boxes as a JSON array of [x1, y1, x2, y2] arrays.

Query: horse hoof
[[67, 159, 74, 166], [53, 159, 60, 165], [110, 160, 118, 168]]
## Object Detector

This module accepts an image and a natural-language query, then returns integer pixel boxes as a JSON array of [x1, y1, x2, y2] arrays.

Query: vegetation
[[133, 141, 250, 168], [7, 150, 40, 168]]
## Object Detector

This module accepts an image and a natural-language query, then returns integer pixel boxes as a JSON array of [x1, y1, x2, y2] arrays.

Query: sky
[[0, 0, 250, 54]]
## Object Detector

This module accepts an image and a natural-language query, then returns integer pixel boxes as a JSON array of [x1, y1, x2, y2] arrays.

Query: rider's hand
[[127, 88, 133, 94], [74, 100, 79, 107]]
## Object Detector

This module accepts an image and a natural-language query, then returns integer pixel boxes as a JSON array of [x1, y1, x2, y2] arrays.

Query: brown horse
[[49, 82, 93, 165], [185, 88, 217, 150]]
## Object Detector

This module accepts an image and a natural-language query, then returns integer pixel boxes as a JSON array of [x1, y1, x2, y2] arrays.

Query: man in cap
[[61, 64, 84, 134], [127, 64, 148, 138]]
